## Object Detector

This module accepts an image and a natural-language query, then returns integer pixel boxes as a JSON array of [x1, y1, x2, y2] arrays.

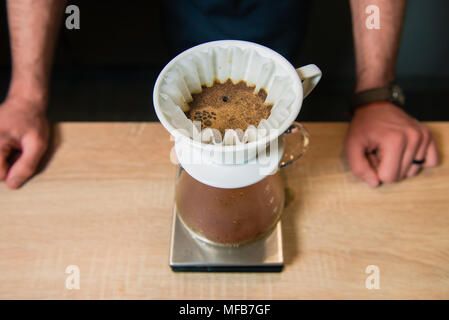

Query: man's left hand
[[344, 101, 439, 187]]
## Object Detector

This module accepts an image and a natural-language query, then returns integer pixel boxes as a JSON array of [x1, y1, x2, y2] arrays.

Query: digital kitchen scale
[[169, 207, 284, 272]]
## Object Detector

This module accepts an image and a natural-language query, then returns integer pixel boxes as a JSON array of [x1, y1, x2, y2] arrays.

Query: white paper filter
[[158, 45, 298, 146]]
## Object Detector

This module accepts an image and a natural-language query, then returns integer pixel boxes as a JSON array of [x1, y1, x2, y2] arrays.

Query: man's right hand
[[0, 95, 49, 189]]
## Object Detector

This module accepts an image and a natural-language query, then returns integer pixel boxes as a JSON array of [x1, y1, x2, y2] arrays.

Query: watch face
[[391, 85, 405, 106]]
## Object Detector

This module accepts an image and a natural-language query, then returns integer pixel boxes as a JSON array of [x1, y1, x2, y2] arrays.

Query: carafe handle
[[279, 122, 310, 168], [296, 64, 322, 99]]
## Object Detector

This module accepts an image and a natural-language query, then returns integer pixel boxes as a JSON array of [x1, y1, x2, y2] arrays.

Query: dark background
[[0, 0, 448, 122]]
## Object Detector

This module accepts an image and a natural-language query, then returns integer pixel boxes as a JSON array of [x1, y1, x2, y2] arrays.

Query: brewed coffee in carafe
[[176, 168, 285, 246]]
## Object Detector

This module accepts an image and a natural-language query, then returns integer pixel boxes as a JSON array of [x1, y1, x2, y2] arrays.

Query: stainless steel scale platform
[[169, 207, 284, 272]]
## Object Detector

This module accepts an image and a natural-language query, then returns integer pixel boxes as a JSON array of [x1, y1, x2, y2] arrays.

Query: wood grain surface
[[0, 122, 448, 299]]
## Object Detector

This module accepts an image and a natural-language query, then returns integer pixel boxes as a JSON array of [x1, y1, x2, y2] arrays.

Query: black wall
[[0, 0, 448, 121]]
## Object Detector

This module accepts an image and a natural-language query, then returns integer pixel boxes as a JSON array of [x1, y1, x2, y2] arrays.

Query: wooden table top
[[1, 122, 448, 299]]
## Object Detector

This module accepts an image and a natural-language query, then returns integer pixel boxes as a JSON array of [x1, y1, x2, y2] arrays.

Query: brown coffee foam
[[185, 79, 273, 137]]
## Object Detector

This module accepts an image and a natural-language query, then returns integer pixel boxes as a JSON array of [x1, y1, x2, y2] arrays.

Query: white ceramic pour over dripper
[[153, 40, 321, 188]]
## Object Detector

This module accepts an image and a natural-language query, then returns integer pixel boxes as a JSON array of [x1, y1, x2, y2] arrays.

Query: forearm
[[349, 0, 406, 92], [7, 0, 66, 106]]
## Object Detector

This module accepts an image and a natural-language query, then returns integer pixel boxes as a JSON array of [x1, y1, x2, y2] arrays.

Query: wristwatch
[[351, 82, 405, 114]]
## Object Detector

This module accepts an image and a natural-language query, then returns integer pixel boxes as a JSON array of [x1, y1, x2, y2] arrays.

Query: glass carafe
[[175, 122, 309, 246]]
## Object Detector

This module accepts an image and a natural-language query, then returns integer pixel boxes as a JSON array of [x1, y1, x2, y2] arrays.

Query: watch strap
[[350, 82, 405, 115]]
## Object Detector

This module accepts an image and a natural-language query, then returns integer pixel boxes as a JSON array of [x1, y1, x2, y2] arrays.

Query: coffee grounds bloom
[[157, 43, 299, 146]]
